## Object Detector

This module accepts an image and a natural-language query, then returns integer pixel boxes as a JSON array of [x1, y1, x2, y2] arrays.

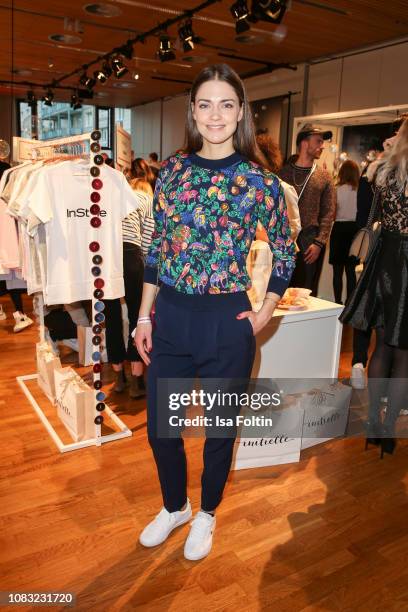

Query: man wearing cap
[[280, 124, 335, 296]]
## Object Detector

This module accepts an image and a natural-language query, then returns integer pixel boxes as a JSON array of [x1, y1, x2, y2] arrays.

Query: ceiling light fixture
[[42, 89, 54, 106], [120, 40, 134, 60], [79, 72, 96, 90], [158, 34, 176, 62], [230, 0, 251, 34], [70, 92, 83, 110], [178, 20, 195, 52], [251, 0, 287, 24], [94, 68, 108, 84], [111, 56, 128, 78], [132, 71, 140, 80]]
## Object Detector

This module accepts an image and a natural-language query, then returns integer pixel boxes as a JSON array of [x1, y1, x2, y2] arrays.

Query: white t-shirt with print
[[26, 161, 139, 305]]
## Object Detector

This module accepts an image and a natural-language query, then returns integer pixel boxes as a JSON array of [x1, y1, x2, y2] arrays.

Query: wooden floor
[[0, 296, 407, 612]]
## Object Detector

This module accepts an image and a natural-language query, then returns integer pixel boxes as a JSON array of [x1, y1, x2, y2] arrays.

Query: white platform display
[[232, 298, 344, 470], [252, 297, 343, 381]]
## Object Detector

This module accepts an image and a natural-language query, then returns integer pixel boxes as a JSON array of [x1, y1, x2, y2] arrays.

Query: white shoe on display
[[13, 311, 34, 333], [0, 305, 6, 320], [350, 363, 366, 390], [139, 499, 192, 547], [184, 511, 216, 561]]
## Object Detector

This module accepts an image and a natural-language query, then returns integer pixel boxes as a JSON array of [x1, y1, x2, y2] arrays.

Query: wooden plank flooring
[[0, 296, 407, 611]]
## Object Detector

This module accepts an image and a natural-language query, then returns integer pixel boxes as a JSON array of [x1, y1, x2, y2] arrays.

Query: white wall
[[131, 99, 161, 160], [131, 41, 408, 161], [162, 94, 188, 159], [307, 41, 408, 115]]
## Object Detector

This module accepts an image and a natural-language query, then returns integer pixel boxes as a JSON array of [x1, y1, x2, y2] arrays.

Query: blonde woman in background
[[341, 117, 408, 457]]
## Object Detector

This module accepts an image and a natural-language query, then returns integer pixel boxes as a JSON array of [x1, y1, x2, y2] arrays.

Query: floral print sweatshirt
[[144, 152, 296, 296]]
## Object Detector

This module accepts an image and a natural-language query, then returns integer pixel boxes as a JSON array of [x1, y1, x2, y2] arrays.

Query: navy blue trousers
[[147, 285, 256, 513]]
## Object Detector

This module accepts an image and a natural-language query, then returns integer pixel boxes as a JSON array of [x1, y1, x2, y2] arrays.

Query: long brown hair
[[131, 157, 155, 189], [184, 64, 267, 167], [130, 178, 153, 196], [337, 159, 360, 190], [256, 133, 283, 174]]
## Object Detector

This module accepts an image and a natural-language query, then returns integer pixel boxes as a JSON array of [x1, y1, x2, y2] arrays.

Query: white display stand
[[13, 134, 133, 452], [232, 298, 344, 470], [17, 374, 131, 453], [252, 297, 343, 382]]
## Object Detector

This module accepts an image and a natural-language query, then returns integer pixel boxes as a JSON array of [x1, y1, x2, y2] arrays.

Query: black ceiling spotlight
[[94, 68, 108, 84], [120, 40, 134, 60], [94, 60, 113, 83], [70, 92, 82, 110], [230, 0, 251, 34], [158, 33, 176, 62], [178, 20, 195, 52], [42, 89, 54, 106], [79, 72, 96, 90], [111, 55, 128, 78], [26, 90, 35, 103], [251, 0, 287, 24]]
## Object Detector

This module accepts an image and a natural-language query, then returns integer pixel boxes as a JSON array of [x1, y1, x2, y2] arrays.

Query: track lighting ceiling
[[251, 0, 287, 24], [42, 89, 54, 106], [79, 72, 96, 90], [158, 34, 176, 62], [111, 56, 128, 78], [230, 0, 251, 34], [178, 20, 195, 52], [120, 40, 134, 60], [70, 92, 82, 110]]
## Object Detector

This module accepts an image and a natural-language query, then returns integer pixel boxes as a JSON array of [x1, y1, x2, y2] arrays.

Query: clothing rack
[[14, 134, 132, 452]]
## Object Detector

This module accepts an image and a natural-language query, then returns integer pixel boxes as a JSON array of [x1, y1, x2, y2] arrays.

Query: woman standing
[[341, 117, 408, 456], [135, 64, 295, 560], [103, 169, 154, 399], [329, 159, 360, 304]]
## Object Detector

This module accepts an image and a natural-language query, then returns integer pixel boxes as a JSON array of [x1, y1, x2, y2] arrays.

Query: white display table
[[251, 297, 343, 381]]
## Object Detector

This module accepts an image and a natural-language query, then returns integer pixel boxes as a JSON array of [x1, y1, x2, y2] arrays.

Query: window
[[115, 108, 131, 134], [18, 102, 34, 138], [17, 101, 131, 162]]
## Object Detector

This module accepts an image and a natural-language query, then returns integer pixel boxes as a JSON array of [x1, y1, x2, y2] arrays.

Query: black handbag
[[296, 225, 319, 253]]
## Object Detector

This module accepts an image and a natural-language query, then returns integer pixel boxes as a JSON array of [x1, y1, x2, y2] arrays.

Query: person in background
[[132, 157, 156, 191], [148, 152, 161, 170], [280, 124, 335, 296], [329, 159, 360, 305], [341, 117, 408, 457], [103, 166, 154, 399], [350, 115, 408, 390], [256, 133, 301, 242]]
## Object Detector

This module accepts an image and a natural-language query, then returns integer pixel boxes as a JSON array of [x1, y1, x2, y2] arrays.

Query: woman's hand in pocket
[[236, 310, 265, 335]]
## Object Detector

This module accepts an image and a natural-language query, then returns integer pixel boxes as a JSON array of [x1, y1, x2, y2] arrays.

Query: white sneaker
[[184, 511, 216, 561], [139, 499, 192, 547], [13, 311, 34, 333], [0, 305, 6, 320], [351, 363, 366, 389]]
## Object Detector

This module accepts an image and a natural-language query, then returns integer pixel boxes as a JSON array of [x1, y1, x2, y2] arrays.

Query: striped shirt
[[122, 189, 154, 256]]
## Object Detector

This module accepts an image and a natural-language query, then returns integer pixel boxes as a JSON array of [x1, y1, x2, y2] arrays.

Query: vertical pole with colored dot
[[89, 130, 105, 445]]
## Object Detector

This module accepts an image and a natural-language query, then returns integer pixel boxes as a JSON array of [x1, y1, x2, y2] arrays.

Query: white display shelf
[[252, 297, 343, 382]]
